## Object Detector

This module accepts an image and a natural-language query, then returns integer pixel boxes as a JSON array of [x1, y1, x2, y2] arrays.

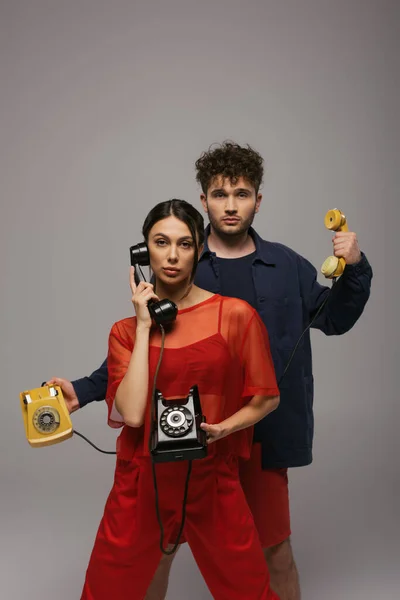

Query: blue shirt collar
[[201, 224, 276, 266]]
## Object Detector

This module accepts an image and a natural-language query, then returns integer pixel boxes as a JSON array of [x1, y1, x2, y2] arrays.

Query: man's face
[[200, 176, 262, 237]]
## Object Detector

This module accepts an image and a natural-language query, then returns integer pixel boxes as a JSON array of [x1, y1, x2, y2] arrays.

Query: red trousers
[[81, 454, 279, 600]]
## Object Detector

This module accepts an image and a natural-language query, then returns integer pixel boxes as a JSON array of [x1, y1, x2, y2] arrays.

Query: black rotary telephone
[[129, 242, 178, 325]]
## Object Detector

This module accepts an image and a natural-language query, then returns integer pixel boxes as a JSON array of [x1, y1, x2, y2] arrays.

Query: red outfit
[[81, 295, 280, 600]]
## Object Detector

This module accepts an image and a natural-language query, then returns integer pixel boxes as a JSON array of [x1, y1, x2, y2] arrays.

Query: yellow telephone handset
[[321, 208, 348, 278], [20, 384, 73, 447]]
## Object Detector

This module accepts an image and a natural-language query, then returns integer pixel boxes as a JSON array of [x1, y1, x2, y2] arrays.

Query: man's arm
[[299, 252, 373, 335], [71, 359, 108, 409]]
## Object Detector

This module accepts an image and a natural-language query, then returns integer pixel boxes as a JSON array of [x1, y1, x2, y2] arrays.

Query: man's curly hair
[[195, 141, 264, 194]]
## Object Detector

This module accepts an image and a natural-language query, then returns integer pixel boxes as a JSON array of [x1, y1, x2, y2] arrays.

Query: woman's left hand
[[200, 422, 225, 444]]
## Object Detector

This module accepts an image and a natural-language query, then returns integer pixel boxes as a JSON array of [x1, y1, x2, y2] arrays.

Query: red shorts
[[239, 443, 291, 548]]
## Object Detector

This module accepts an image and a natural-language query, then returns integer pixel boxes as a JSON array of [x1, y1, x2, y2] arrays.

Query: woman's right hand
[[129, 266, 160, 329]]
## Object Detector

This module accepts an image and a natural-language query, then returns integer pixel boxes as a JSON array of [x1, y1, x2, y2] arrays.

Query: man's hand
[[332, 231, 362, 266], [200, 422, 226, 444], [46, 377, 80, 414]]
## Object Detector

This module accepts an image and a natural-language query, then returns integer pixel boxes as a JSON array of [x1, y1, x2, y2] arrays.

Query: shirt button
[[259, 297, 265, 303]]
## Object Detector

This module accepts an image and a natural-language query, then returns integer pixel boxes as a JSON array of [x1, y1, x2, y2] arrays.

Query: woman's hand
[[200, 422, 226, 444], [130, 266, 160, 330]]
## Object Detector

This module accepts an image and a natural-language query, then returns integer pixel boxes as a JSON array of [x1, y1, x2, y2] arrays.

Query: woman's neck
[[155, 279, 211, 310]]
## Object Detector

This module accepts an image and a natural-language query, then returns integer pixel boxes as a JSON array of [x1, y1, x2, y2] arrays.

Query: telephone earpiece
[[130, 242, 178, 326], [321, 209, 348, 278], [20, 384, 73, 447]]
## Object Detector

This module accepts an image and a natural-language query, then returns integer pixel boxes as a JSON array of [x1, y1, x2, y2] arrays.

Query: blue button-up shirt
[[73, 226, 372, 469]]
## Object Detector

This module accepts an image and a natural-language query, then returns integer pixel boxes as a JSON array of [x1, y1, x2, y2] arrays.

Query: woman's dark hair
[[142, 199, 205, 282]]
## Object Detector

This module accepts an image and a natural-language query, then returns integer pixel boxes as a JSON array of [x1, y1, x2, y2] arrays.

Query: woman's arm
[[202, 304, 280, 444], [200, 394, 280, 443], [114, 267, 159, 427], [114, 325, 150, 427]]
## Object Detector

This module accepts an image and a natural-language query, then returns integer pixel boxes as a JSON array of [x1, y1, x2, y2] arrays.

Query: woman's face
[[148, 216, 198, 285]]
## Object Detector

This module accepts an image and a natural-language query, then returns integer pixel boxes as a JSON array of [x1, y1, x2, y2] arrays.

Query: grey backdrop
[[1, 1, 399, 599]]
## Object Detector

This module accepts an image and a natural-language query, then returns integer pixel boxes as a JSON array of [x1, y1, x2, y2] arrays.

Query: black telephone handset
[[130, 242, 178, 326]]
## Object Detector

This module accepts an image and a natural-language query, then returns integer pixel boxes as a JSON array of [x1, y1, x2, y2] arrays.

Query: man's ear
[[255, 193, 262, 213], [200, 194, 208, 213]]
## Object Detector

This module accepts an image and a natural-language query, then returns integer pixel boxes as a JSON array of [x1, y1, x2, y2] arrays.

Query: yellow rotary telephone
[[20, 383, 72, 447]]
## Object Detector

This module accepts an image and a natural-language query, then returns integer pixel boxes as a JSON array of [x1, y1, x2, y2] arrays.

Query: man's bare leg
[[263, 538, 300, 600], [145, 545, 179, 600]]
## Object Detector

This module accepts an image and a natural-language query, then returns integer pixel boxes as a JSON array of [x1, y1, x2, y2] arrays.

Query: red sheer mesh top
[[106, 294, 279, 461]]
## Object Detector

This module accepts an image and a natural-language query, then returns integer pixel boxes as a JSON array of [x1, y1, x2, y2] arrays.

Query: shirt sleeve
[[106, 321, 134, 428], [240, 311, 280, 399], [71, 359, 108, 408], [297, 251, 373, 335]]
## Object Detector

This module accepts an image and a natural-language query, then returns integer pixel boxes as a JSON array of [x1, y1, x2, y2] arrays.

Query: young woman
[[81, 199, 281, 600]]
